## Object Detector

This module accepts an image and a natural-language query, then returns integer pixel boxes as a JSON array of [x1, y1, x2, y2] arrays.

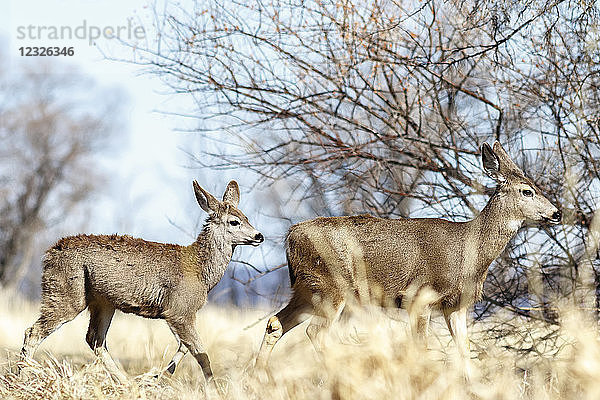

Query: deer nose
[[254, 233, 264, 242], [551, 210, 562, 221]]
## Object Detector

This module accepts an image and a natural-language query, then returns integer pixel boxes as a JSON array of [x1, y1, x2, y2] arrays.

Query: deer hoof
[[266, 316, 283, 338]]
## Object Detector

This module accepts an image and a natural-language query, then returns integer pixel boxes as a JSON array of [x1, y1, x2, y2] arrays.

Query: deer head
[[482, 141, 561, 224], [193, 180, 264, 246]]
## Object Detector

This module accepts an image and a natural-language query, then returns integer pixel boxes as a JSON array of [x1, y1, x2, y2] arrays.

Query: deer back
[[44, 234, 194, 318], [286, 215, 471, 307]]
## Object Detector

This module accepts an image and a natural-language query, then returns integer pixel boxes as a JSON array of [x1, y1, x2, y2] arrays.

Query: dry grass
[[1, 295, 599, 399]]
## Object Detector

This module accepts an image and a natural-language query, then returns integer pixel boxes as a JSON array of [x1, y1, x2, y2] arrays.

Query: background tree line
[[0, 64, 120, 296]]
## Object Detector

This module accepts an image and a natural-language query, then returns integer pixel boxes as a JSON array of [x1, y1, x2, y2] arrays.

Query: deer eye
[[229, 220, 240, 226], [522, 189, 534, 198]]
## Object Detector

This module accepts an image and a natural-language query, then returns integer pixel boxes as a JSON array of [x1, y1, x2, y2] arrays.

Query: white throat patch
[[507, 220, 523, 231]]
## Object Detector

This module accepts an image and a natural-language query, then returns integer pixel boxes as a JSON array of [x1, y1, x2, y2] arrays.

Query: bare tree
[[128, 0, 600, 350], [0, 63, 121, 291]]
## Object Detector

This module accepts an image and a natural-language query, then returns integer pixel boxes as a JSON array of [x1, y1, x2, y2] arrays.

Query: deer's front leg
[[442, 306, 470, 356], [167, 317, 212, 380], [442, 306, 472, 378], [164, 326, 189, 375]]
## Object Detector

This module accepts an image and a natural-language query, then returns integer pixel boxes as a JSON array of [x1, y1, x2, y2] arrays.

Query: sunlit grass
[[0, 294, 599, 399]]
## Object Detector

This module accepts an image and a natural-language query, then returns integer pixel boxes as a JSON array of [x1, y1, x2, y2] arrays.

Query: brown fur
[[255, 142, 562, 368], [21, 180, 263, 381]]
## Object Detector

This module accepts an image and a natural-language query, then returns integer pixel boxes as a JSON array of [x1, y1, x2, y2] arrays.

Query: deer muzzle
[[544, 209, 562, 224]]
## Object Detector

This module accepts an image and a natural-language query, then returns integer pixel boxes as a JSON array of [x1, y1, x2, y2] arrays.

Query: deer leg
[[442, 306, 472, 377], [255, 291, 313, 370], [167, 317, 213, 381], [21, 265, 87, 372], [410, 306, 431, 346], [305, 298, 344, 360], [444, 307, 470, 356], [86, 302, 127, 383], [442, 307, 455, 338], [164, 326, 188, 375], [21, 312, 76, 362], [21, 300, 86, 369], [22, 316, 65, 361]]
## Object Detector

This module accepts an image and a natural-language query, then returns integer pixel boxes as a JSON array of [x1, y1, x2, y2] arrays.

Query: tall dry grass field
[[0, 293, 599, 399]]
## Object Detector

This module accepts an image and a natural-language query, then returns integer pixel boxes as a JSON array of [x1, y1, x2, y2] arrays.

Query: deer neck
[[191, 225, 234, 291], [467, 192, 523, 276]]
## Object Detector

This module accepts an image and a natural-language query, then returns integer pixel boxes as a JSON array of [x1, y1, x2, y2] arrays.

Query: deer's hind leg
[[21, 307, 85, 362], [305, 294, 345, 360], [409, 305, 432, 346], [21, 269, 87, 365], [86, 299, 127, 382], [255, 288, 314, 369]]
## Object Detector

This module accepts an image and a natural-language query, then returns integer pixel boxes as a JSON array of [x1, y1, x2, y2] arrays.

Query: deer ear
[[193, 180, 220, 213], [222, 180, 240, 207], [481, 143, 505, 182], [491, 140, 526, 178]]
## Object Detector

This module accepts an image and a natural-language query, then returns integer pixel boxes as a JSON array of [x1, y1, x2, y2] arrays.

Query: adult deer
[[255, 142, 561, 368], [21, 180, 263, 382]]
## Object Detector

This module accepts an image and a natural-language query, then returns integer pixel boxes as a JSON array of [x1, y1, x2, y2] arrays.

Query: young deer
[[255, 142, 561, 368], [21, 180, 263, 382]]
